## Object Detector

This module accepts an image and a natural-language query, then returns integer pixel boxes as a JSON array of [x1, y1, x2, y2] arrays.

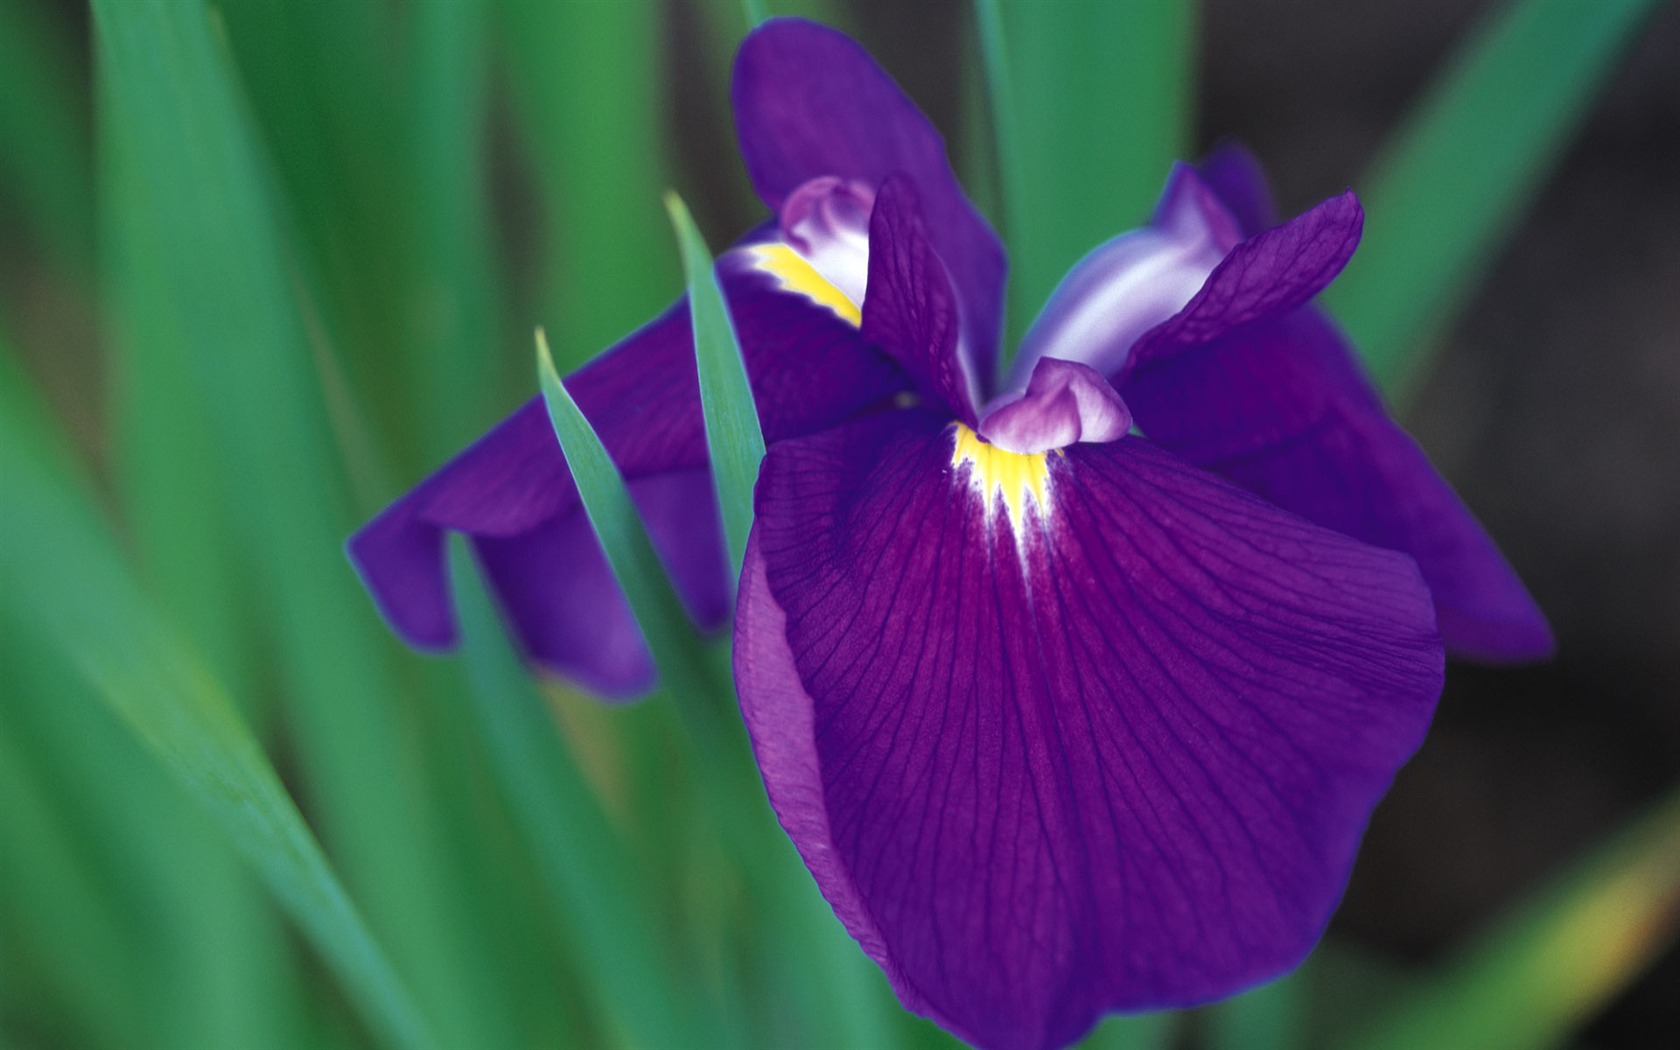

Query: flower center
[[951, 423, 1052, 531]]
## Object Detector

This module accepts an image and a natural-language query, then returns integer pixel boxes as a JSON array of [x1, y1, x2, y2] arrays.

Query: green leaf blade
[[449, 539, 723, 1048], [1342, 784, 1680, 1050], [92, 2, 510, 1043], [665, 191, 766, 579], [0, 348, 436, 1050], [1326, 0, 1660, 400], [536, 331, 709, 698]]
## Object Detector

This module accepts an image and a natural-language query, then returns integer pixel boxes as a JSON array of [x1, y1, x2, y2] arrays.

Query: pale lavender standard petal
[[350, 262, 908, 694], [980, 358, 1132, 455], [1120, 145, 1553, 661], [733, 18, 1007, 378], [737, 410, 1443, 1049], [1010, 164, 1237, 387]]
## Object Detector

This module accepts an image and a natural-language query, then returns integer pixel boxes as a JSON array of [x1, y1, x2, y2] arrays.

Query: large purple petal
[[1125, 309, 1554, 662], [861, 176, 978, 424], [738, 410, 1442, 1049], [733, 18, 1006, 378], [350, 260, 905, 691], [1121, 190, 1364, 379]]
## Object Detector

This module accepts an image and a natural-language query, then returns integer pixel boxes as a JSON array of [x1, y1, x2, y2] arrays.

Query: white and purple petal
[[1009, 165, 1234, 387], [733, 18, 1007, 380], [980, 358, 1132, 455], [737, 410, 1443, 1049]]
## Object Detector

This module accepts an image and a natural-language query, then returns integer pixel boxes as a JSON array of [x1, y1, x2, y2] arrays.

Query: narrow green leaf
[[1325, 0, 1659, 401], [404, 0, 505, 458], [2, 613, 303, 1050], [1342, 783, 1680, 1050], [0, 352, 435, 1050], [0, 0, 93, 272], [536, 276, 888, 1042], [665, 191, 766, 577], [93, 3, 504, 1043], [500, 0, 677, 373], [536, 330, 710, 698], [978, 0, 1194, 364], [450, 539, 722, 1048], [742, 0, 769, 29]]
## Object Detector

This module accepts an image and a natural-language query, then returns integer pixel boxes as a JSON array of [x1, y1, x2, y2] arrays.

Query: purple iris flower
[[349, 18, 1551, 1050]]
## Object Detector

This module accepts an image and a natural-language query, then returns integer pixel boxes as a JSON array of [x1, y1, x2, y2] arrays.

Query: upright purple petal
[[733, 18, 1007, 377], [1122, 190, 1364, 379], [1196, 143, 1278, 238], [738, 410, 1443, 1049], [350, 260, 907, 691], [1125, 309, 1554, 662], [861, 176, 978, 424]]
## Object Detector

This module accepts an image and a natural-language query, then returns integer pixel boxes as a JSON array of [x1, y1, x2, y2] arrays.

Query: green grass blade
[[1325, 0, 1659, 401], [665, 192, 766, 578], [0, 352, 435, 1050], [0, 0, 93, 273], [450, 539, 721, 1048], [499, 0, 677, 373], [1341, 783, 1680, 1050], [404, 0, 505, 458], [977, 0, 1194, 362], [535, 330, 712, 697], [93, 3, 505, 1043]]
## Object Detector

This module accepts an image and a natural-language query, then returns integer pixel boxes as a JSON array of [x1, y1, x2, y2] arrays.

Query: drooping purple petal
[[1120, 189, 1365, 380], [733, 17, 1007, 378], [979, 358, 1132, 455], [1125, 309, 1554, 662], [861, 176, 978, 424], [350, 258, 907, 690], [738, 410, 1443, 1049], [472, 501, 654, 699]]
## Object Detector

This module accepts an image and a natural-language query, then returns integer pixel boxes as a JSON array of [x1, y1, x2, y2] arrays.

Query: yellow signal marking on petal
[[744, 242, 862, 327], [950, 424, 1052, 530]]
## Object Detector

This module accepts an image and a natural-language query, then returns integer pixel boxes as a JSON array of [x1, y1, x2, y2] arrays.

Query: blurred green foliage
[[0, 1, 1668, 1048]]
